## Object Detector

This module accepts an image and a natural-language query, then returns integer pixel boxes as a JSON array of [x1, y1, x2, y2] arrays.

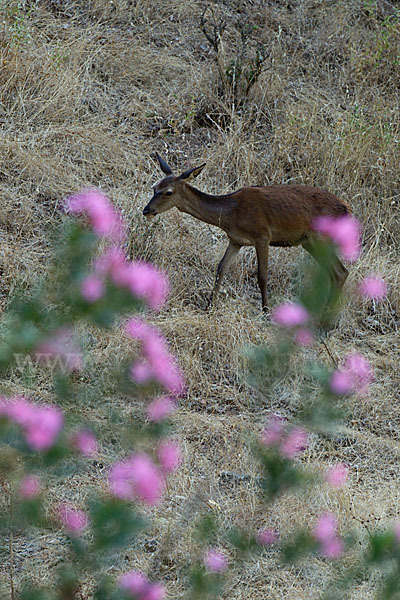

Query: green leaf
[[90, 497, 146, 551]]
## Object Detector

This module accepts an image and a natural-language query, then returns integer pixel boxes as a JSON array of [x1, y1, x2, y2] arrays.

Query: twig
[[320, 337, 338, 368]]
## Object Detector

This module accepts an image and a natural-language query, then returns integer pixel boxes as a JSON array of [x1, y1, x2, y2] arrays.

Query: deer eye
[[165, 189, 173, 196]]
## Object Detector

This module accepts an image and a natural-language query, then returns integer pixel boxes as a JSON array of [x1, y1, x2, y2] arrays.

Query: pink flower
[[66, 189, 125, 241], [146, 396, 176, 422], [257, 528, 278, 546], [35, 328, 82, 372], [314, 512, 337, 542], [0, 396, 35, 425], [293, 328, 314, 347], [330, 353, 374, 397], [325, 463, 348, 488], [119, 571, 148, 596], [125, 318, 185, 395], [321, 536, 344, 559], [126, 262, 169, 310], [261, 415, 285, 447], [344, 352, 374, 396], [272, 302, 309, 327], [19, 475, 41, 499], [157, 440, 181, 474], [109, 453, 164, 505], [330, 369, 352, 395], [0, 397, 63, 450], [71, 429, 98, 457], [279, 427, 308, 459], [204, 549, 228, 573], [313, 214, 361, 262], [94, 247, 169, 310], [141, 583, 165, 600], [80, 275, 105, 302], [359, 275, 387, 300], [118, 571, 165, 600], [58, 503, 88, 535], [24, 405, 64, 451], [94, 246, 126, 277], [313, 512, 344, 559]]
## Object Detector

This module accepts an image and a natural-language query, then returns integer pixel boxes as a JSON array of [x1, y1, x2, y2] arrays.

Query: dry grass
[[0, 0, 399, 597]]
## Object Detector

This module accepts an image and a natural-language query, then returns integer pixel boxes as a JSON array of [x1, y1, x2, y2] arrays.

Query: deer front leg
[[255, 241, 269, 312], [207, 240, 241, 309]]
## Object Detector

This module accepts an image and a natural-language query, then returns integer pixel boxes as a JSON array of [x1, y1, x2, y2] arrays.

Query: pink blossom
[[19, 475, 41, 499], [71, 429, 98, 457], [126, 262, 169, 310], [119, 571, 148, 596], [24, 405, 64, 451], [257, 528, 278, 546], [157, 440, 181, 474], [321, 536, 344, 559], [35, 328, 82, 372], [359, 275, 387, 301], [313, 512, 344, 558], [66, 188, 125, 241], [58, 503, 88, 535], [330, 353, 374, 397], [146, 396, 176, 422], [125, 318, 154, 341], [313, 214, 361, 262], [325, 463, 348, 488], [141, 584, 165, 600], [0, 397, 63, 450], [279, 427, 308, 459], [150, 351, 185, 396], [272, 302, 309, 327], [0, 396, 36, 425], [109, 453, 164, 505], [293, 328, 314, 347], [125, 318, 185, 395], [94, 247, 168, 310], [261, 415, 285, 447], [94, 246, 126, 277], [314, 512, 337, 542], [118, 571, 165, 600], [330, 369, 352, 395], [80, 275, 105, 302], [204, 549, 228, 573], [345, 352, 374, 396]]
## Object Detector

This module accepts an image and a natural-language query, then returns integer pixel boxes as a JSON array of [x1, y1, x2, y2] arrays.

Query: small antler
[[155, 153, 173, 176]]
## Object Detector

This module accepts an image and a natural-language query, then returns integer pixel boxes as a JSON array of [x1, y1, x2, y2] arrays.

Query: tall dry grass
[[0, 0, 399, 597]]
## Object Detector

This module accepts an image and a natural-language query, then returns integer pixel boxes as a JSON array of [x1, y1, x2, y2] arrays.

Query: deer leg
[[255, 241, 269, 312], [207, 240, 241, 309]]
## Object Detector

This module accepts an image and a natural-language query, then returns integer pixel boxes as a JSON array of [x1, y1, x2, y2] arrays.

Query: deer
[[142, 154, 351, 313]]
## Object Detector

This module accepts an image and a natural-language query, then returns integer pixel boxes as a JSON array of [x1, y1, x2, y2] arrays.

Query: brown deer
[[143, 154, 350, 312]]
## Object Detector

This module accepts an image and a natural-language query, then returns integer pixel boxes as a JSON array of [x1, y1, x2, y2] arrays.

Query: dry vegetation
[[0, 0, 399, 597]]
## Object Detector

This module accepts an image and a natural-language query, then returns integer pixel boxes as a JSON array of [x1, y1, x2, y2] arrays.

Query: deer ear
[[179, 163, 206, 182], [155, 153, 173, 175]]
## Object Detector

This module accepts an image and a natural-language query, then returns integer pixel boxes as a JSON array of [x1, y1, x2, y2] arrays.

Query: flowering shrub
[[0, 192, 395, 599]]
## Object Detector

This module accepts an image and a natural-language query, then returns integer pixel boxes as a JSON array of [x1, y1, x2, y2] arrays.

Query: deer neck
[[176, 184, 235, 229]]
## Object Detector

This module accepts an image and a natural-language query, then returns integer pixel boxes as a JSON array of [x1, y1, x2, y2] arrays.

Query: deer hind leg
[[207, 240, 241, 309], [255, 241, 269, 312]]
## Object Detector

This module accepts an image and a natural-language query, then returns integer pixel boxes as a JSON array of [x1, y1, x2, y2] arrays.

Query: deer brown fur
[[143, 154, 351, 311]]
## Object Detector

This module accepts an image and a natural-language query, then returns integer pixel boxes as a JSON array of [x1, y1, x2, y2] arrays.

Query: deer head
[[142, 154, 206, 218]]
